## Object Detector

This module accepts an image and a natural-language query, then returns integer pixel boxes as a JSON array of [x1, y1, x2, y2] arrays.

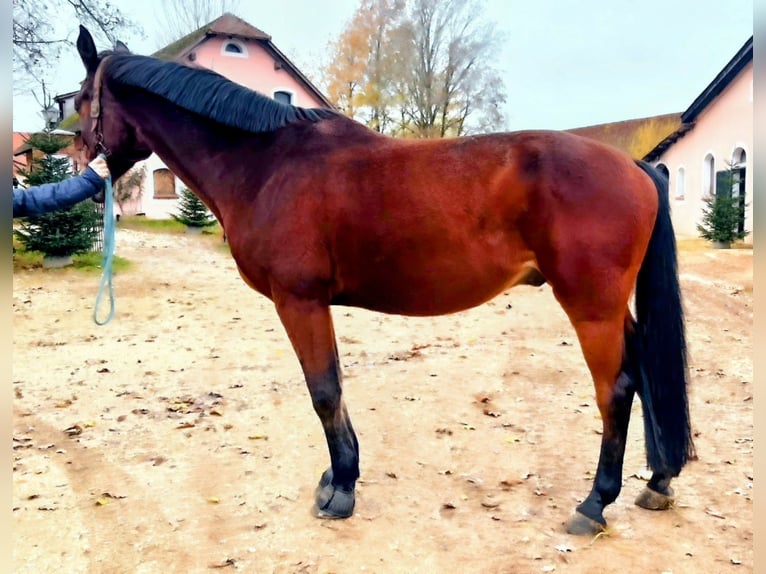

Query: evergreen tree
[[14, 133, 101, 258], [171, 187, 217, 228], [697, 160, 749, 245]]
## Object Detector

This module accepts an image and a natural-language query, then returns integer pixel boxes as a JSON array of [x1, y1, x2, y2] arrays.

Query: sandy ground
[[13, 228, 752, 573]]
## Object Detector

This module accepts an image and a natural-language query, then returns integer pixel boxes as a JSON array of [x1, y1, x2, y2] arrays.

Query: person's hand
[[88, 156, 111, 180]]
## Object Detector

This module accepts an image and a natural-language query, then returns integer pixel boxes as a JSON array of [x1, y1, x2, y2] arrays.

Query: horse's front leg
[[274, 294, 359, 518]]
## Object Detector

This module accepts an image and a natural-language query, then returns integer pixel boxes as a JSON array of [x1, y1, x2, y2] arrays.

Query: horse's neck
[[124, 93, 270, 215]]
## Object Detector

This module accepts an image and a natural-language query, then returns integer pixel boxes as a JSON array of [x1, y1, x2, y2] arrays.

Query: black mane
[[104, 54, 339, 133]]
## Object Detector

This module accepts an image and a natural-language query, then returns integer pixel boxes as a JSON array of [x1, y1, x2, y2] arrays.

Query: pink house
[[645, 37, 753, 243], [566, 37, 752, 245], [57, 13, 334, 219]]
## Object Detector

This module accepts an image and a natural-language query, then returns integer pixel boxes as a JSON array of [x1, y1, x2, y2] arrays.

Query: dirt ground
[[12, 228, 752, 574]]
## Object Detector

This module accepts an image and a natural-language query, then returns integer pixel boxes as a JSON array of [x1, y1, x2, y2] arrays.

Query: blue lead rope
[[94, 159, 115, 326]]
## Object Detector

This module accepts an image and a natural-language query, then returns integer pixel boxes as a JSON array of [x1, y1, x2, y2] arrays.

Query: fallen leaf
[[101, 492, 126, 500], [208, 558, 237, 569], [631, 469, 653, 481], [705, 508, 726, 519], [64, 425, 83, 437], [176, 422, 195, 429]]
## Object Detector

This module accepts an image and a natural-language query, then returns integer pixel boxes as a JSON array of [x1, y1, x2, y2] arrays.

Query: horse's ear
[[114, 40, 130, 53], [77, 25, 99, 73]]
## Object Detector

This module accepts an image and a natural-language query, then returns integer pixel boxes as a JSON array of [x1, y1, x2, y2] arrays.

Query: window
[[655, 163, 669, 180], [273, 90, 293, 105], [153, 168, 177, 199], [675, 166, 685, 200], [702, 153, 715, 198], [731, 147, 747, 235], [732, 147, 746, 169], [221, 40, 248, 58]]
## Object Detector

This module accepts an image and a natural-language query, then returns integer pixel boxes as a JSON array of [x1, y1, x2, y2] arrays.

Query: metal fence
[[91, 202, 105, 253]]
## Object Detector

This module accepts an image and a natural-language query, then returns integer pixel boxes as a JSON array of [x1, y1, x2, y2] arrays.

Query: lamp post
[[41, 104, 59, 131]]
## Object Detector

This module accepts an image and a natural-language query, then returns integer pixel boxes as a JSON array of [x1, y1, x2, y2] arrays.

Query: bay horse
[[74, 25, 693, 535]]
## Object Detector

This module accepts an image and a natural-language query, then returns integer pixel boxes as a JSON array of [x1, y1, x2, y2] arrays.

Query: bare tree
[[324, 0, 506, 137], [394, 0, 506, 137], [113, 164, 147, 215], [152, 0, 242, 49], [13, 0, 139, 92]]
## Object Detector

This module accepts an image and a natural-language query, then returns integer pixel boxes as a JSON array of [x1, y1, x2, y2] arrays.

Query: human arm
[[13, 157, 109, 218]]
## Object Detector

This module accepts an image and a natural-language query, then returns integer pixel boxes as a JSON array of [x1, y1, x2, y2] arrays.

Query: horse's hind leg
[[560, 311, 637, 535], [274, 295, 359, 518]]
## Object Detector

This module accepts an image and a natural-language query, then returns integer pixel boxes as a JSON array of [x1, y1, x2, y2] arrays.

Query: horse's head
[[75, 25, 152, 180]]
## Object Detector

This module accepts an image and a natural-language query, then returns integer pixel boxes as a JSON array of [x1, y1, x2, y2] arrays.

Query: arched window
[[273, 90, 293, 105], [732, 147, 746, 169], [675, 166, 685, 200], [153, 168, 177, 199], [702, 153, 715, 198], [221, 40, 248, 58], [730, 147, 747, 235]]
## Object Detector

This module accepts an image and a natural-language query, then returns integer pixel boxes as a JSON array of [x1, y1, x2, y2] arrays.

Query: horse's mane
[[104, 54, 339, 133]]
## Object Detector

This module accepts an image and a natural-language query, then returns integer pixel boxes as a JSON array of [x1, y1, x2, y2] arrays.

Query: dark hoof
[[635, 486, 675, 510], [565, 511, 606, 535], [314, 468, 355, 519]]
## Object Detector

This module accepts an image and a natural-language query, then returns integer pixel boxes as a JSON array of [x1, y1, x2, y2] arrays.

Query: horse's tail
[[630, 160, 695, 476]]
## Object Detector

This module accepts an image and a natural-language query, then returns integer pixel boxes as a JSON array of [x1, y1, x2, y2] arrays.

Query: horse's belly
[[334, 257, 540, 317]]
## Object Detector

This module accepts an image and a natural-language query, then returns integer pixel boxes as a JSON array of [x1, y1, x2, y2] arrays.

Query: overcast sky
[[12, 0, 753, 133]]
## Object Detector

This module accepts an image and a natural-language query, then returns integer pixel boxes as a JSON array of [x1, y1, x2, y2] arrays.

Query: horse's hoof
[[565, 511, 606, 535], [314, 468, 355, 519], [635, 486, 675, 510]]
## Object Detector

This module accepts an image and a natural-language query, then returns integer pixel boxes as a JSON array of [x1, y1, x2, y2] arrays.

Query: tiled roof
[[13, 132, 30, 155], [152, 13, 271, 61], [682, 36, 752, 123], [566, 112, 683, 159]]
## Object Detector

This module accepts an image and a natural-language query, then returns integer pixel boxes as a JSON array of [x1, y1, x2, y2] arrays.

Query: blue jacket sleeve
[[13, 167, 106, 218]]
